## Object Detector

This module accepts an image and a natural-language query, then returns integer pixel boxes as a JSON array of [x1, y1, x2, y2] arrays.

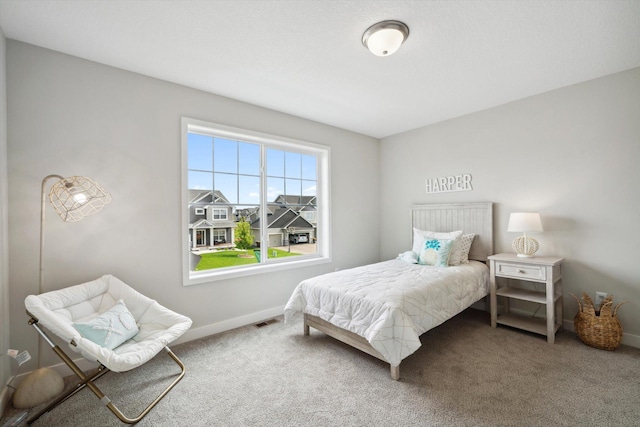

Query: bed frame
[[303, 202, 494, 380]]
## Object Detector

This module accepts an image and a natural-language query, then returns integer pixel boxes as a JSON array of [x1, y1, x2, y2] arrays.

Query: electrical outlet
[[595, 292, 608, 307]]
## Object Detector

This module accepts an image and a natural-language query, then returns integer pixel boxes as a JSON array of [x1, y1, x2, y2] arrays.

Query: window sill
[[184, 255, 331, 286]]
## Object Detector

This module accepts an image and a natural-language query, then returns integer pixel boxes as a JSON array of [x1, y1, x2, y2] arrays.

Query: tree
[[234, 217, 254, 250]]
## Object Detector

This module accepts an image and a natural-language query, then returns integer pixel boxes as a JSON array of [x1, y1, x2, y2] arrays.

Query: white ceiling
[[1, 0, 639, 139]]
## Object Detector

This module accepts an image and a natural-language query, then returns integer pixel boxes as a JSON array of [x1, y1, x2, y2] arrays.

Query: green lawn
[[195, 248, 301, 271]]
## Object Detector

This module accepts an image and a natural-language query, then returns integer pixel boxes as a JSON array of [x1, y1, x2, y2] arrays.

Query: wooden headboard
[[411, 202, 494, 262]]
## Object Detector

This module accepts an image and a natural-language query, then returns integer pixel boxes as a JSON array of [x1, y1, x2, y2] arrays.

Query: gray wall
[[6, 41, 380, 370], [379, 67, 640, 345], [0, 29, 10, 404]]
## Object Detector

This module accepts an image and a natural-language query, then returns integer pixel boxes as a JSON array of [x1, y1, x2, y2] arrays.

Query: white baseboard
[[562, 318, 575, 333], [175, 305, 285, 345], [620, 332, 640, 348]]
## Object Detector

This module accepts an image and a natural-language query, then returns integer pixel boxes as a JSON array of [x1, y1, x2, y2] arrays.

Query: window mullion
[[236, 141, 240, 204], [259, 144, 268, 262]]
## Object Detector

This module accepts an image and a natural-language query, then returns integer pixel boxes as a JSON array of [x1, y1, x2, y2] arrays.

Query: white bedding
[[284, 259, 489, 367]]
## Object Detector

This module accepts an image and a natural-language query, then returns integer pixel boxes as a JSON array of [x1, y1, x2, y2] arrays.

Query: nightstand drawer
[[496, 263, 546, 281]]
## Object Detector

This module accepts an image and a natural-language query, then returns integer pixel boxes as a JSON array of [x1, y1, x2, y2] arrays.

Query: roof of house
[[273, 195, 316, 208], [188, 189, 230, 205], [250, 207, 314, 230], [189, 219, 215, 229]]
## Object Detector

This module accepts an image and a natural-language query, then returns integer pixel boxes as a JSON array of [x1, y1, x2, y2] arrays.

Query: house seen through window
[[182, 118, 330, 284]]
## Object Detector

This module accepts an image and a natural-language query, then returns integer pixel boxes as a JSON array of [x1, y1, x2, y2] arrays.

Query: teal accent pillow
[[72, 300, 139, 350], [418, 238, 454, 267]]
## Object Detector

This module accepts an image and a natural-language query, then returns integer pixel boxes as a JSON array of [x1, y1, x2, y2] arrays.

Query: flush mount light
[[362, 20, 410, 56]]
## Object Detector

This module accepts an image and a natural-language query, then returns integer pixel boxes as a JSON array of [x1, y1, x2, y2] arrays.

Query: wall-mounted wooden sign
[[426, 174, 473, 194]]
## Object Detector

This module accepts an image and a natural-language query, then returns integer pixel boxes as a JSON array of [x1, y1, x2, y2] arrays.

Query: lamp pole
[[36, 175, 65, 370], [39, 175, 64, 295]]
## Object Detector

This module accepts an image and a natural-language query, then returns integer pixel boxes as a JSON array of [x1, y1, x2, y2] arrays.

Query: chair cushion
[[72, 300, 139, 350], [25, 275, 192, 372]]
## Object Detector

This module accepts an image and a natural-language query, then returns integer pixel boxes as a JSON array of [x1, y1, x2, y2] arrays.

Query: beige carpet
[[2, 309, 639, 426]]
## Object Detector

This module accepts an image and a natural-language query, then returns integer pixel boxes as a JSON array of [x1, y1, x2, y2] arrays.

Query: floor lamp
[[12, 175, 111, 409]]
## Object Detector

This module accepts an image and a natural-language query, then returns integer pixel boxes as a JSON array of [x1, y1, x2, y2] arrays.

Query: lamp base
[[13, 367, 64, 409], [512, 236, 539, 257]]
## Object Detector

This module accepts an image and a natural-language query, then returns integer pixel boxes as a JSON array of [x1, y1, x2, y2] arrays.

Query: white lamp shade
[[507, 213, 543, 233]]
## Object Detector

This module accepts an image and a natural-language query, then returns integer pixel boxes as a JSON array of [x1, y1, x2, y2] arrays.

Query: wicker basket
[[571, 292, 626, 351]]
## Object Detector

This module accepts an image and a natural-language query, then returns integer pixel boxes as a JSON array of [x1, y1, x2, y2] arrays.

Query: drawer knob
[[518, 269, 526, 274]]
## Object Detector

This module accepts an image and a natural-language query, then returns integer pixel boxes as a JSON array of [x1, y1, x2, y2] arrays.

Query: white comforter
[[284, 259, 489, 367]]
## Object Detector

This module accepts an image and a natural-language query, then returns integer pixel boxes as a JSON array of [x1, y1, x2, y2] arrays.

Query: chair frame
[[26, 311, 187, 425]]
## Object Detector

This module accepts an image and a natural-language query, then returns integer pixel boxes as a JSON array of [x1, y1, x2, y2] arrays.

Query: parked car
[[289, 234, 308, 244]]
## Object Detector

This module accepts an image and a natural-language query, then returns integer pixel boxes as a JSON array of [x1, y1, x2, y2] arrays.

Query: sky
[[188, 133, 317, 206]]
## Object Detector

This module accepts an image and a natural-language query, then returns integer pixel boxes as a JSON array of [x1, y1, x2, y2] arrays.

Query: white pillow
[[397, 250, 419, 264], [412, 228, 463, 265], [459, 233, 475, 264], [418, 238, 454, 267]]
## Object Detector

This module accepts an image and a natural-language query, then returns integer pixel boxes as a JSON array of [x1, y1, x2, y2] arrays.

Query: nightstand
[[488, 253, 564, 343]]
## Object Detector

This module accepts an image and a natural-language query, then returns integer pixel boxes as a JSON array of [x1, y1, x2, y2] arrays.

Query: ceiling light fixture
[[362, 20, 410, 57]]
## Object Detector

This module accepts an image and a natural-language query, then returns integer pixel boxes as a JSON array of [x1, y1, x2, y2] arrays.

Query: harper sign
[[426, 174, 473, 194]]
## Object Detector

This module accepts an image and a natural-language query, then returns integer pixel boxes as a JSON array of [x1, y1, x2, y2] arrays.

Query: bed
[[284, 202, 493, 380]]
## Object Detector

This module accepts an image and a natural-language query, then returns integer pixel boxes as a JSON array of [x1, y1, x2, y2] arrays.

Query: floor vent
[[255, 319, 278, 328]]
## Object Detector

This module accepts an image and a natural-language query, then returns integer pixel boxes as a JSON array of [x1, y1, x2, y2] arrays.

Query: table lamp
[[507, 212, 543, 257]]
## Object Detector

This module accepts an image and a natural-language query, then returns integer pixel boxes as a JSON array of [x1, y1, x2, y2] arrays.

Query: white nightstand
[[488, 253, 564, 343]]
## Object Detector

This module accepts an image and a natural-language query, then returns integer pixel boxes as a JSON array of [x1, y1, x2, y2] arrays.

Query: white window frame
[[181, 117, 331, 285], [212, 208, 227, 220], [301, 211, 316, 222], [195, 207, 205, 215]]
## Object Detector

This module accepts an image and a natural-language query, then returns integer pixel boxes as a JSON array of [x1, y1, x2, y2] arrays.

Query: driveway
[[274, 243, 317, 254]]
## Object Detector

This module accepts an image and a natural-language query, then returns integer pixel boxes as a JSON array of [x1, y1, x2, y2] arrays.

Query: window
[[195, 230, 206, 246], [182, 118, 330, 284], [301, 211, 316, 223], [213, 229, 226, 243], [195, 208, 205, 215], [212, 209, 227, 220]]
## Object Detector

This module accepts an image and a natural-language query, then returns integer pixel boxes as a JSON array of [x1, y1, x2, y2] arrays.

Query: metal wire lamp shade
[[48, 176, 112, 222]]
